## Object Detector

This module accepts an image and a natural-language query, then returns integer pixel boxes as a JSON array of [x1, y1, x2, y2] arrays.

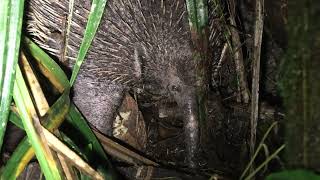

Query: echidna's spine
[[26, 0, 192, 87]]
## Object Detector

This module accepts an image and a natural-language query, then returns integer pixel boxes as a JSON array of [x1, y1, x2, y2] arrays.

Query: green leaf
[[2, 37, 71, 179], [13, 66, 63, 180], [70, 0, 108, 85], [266, 170, 320, 180], [66, 103, 118, 179], [0, 0, 25, 150], [4, 37, 118, 179], [186, 0, 208, 33], [23, 37, 70, 90], [3, 87, 70, 179]]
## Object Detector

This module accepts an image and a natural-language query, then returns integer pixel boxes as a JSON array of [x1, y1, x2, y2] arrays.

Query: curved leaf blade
[[70, 0, 108, 86], [0, 0, 25, 150]]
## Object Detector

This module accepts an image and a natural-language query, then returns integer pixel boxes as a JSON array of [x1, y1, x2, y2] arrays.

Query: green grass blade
[[1, 37, 71, 179], [0, 136, 30, 180], [186, 0, 208, 32], [23, 37, 70, 90], [6, 98, 116, 179], [13, 66, 62, 180], [0, 0, 10, 90], [196, 0, 208, 31], [2, 88, 70, 179], [7, 110, 99, 180], [266, 169, 320, 180], [240, 122, 279, 180], [8, 110, 23, 129], [244, 145, 285, 180], [186, 0, 198, 31], [69, 0, 107, 86], [66, 103, 118, 179], [23, 13, 118, 178], [0, 0, 25, 150]]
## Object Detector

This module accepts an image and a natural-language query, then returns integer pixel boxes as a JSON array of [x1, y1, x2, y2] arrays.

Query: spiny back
[[26, 0, 193, 87]]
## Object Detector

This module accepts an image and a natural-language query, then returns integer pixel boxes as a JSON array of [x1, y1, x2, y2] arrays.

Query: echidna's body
[[27, 0, 193, 84], [26, 0, 199, 166]]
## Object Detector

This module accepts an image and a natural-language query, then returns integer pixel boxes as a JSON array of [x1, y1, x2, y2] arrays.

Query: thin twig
[[61, 0, 75, 65], [229, 0, 250, 103], [249, 0, 264, 175], [213, 43, 228, 79], [94, 130, 158, 166]]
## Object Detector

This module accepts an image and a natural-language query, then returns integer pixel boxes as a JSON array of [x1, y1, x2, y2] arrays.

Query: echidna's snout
[[179, 88, 199, 168], [166, 75, 200, 168]]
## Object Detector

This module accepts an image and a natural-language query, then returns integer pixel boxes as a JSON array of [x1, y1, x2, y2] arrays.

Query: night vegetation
[[0, 0, 319, 179]]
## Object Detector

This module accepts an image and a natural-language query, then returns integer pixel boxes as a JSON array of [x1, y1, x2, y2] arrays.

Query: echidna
[[26, 0, 200, 167]]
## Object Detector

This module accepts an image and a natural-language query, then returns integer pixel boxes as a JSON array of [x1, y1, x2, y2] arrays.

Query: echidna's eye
[[170, 85, 181, 92]]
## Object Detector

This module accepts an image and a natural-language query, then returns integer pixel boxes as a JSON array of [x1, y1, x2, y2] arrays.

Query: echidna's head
[[131, 6, 200, 166], [137, 36, 199, 167], [136, 30, 196, 103]]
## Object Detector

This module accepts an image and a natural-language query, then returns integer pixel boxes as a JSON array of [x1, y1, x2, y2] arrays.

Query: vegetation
[[0, 0, 116, 179], [1, 0, 320, 179]]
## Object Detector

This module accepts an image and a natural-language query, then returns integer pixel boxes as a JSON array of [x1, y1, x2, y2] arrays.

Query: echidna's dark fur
[[26, 0, 200, 166]]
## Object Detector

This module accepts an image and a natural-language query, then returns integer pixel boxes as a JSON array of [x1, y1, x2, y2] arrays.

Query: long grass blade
[[2, 37, 70, 178], [66, 103, 118, 179], [244, 145, 285, 180], [20, 52, 49, 116], [43, 127, 104, 180], [0, 0, 10, 90], [23, 37, 70, 91], [186, 0, 198, 31], [186, 0, 208, 32], [240, 122, 278, 180], [69, 0, 107, 85], [2, 88, 70, 179], [13, 66, 63, 180], [0, 0, 25, 150]]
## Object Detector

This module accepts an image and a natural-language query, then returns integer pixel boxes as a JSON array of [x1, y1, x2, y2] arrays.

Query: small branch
[[213, 43, 228, 79], [229, 0, 250, 103], [94, 130, 158, 166], [249, 0, 264, 173], [60, 0, 75, 65]]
